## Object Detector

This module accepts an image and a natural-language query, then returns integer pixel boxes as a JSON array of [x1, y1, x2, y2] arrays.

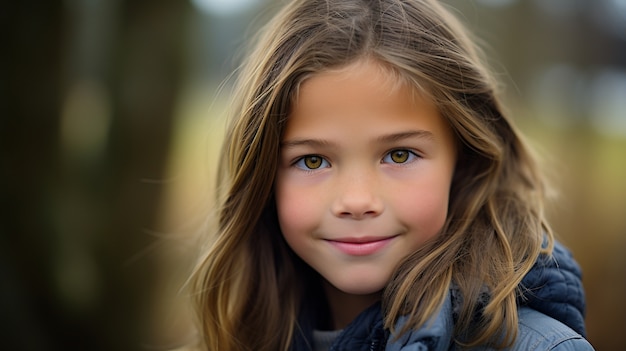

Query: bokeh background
[[2, 0, 625, 350]]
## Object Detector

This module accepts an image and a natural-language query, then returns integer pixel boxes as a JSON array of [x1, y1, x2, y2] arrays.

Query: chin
[[332, 279, 386, 296]]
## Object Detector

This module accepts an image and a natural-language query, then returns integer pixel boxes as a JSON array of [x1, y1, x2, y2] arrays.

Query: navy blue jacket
[[519, 241, 587, 337], [292, 241, 592, 350]]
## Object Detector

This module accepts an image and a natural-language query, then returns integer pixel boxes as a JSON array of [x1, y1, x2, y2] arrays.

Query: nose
[[331, 171, 384, 219]]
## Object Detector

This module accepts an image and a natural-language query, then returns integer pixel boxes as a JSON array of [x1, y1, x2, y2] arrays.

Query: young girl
[[187, 0, 593, 349]]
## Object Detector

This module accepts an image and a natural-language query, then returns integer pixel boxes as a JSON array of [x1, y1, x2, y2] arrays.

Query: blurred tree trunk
[[1, 1, 65, 350], [1, 1, 188, 350]]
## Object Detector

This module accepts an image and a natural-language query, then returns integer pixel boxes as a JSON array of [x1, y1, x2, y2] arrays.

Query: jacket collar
[[327, 293, 455, 351], [385, 293, 454, 351]]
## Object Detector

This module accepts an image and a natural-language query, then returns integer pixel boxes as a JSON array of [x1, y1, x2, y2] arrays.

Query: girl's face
[[275, 59, 457, 326]]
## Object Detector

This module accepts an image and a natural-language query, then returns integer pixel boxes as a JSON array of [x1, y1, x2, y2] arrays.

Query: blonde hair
[[189, 0, 553, 350]]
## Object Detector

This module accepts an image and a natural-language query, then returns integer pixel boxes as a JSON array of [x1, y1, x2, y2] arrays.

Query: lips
[[326, 236, 396, 256]]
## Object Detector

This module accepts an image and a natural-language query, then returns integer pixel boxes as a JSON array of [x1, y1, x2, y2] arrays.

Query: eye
[[294, 155, 330, 170], [383, 149, 418, 164]]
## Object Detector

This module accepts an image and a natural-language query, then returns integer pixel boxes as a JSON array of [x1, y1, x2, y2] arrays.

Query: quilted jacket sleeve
[[519, 240, 587, 337]]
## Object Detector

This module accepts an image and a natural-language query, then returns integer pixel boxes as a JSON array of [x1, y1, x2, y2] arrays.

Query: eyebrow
[[280, 138, 335, 149], [281, 130, 435, 149], [375, 130, 434, 143]]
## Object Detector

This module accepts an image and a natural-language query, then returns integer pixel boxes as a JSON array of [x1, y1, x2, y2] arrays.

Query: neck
[[322, 280, 382, 330]]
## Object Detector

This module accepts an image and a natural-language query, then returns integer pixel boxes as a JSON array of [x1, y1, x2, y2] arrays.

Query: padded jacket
[[293, 241, 594, 350]]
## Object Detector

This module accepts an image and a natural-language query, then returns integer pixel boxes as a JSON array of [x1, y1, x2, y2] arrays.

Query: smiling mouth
[[326, 236, 397, 256]]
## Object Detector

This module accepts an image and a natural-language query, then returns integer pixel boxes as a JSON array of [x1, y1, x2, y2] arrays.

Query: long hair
[[189, 0, 553, 349]]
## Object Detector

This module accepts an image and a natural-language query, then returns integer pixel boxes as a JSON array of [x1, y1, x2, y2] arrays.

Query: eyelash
[[381, 149, 420, 164], [293, 155, 330, 171], [292, 149, 420, 171]]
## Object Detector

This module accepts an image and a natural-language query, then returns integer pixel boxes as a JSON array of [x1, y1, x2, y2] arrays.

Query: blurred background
[[2, 0, 624, 350]]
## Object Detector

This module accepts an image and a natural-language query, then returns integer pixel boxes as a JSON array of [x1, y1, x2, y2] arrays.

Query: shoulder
[[508, 307, 594, 351], [387, 297, 594, 351]]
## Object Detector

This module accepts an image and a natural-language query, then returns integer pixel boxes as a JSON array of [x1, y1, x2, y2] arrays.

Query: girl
[[188, 0, 593, 350]]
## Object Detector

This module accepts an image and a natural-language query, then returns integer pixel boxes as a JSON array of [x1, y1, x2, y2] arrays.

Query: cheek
[[275, 179, 316, 238], [394, 179, 451, 236]]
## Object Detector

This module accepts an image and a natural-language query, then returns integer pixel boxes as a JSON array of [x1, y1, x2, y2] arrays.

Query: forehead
[[283, 59, 455, 148], [291, 59, 432, 120], [293, 59, 418, 104]]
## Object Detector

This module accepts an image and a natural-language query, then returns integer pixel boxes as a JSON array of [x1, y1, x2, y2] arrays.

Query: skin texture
[[275, 59, 458, 329]]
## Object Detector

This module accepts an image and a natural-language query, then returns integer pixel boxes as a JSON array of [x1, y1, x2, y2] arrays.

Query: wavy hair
[[189, 0, 553, 349]]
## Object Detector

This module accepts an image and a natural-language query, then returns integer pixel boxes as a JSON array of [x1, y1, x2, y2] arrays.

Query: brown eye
[[294, 155, 329, 170], [304, 156, 323, 169], [390, 150, 410, 163]]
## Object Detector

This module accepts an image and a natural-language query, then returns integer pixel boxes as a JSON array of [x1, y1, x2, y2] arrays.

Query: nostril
[[337, 208, 380, 219]]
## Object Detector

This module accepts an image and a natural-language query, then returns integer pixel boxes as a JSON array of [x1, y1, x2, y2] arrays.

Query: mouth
[[326, 235, 397, 256]]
